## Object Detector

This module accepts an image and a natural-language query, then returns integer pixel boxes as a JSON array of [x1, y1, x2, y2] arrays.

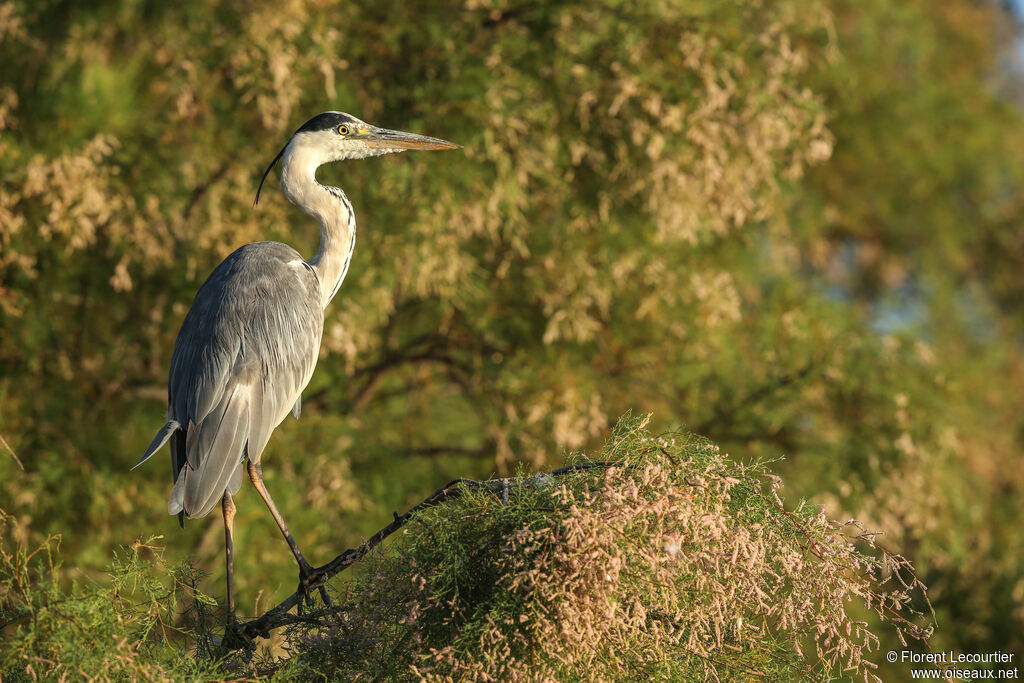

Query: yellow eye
[[338, 124, 350, 135]]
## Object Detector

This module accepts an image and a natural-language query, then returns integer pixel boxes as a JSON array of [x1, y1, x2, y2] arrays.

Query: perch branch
[[236, 461, 621, 643]]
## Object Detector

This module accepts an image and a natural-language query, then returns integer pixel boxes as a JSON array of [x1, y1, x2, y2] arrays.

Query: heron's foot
[[295, 564, 333, 612], [221, 614, 253, 651]]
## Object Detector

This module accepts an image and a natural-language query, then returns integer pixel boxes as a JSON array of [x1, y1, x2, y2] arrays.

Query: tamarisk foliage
[[0, 513, 226, 683], [273, 416, 931, 682], [1, 417, 932, 680]]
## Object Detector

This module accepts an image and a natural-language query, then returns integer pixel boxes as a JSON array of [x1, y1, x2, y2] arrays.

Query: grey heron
[[134, 111, 459, 625]]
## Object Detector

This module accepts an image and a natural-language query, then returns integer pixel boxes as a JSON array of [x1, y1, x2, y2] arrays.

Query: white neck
[[279, 142, 356, 309]]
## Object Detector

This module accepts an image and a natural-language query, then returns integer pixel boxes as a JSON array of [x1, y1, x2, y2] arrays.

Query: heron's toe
[[295, 565, 331, 612]]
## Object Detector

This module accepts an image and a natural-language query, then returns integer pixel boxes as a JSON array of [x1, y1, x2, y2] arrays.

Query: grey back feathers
[[166, 242, 322, 519], [134, 242, 324, 522]]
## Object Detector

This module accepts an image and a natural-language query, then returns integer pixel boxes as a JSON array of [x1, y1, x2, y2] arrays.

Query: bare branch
[[236, 461, 621, 643]]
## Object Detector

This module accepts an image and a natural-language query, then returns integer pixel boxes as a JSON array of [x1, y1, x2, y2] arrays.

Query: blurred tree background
[[1, 0, 1022, 670]]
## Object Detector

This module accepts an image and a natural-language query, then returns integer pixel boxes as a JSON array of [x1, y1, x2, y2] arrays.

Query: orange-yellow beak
[[363, 126, 461, 151]]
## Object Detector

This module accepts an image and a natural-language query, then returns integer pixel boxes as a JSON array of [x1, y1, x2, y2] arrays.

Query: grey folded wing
[[140, 242, 323, 520]]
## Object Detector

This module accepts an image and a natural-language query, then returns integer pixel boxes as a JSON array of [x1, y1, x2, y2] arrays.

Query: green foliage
[[0, 0, 1022, 671], [0, 511, 229, 681], [277, 416, 928, 681], [3, 420, 932, 680]]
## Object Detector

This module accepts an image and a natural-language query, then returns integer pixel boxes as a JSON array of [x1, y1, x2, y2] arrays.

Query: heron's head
[[255, 111, 460, 205]]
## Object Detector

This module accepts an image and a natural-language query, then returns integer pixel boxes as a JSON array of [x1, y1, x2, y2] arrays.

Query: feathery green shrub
[[277, 416, 930, 681], [2, 417, 932, 681]]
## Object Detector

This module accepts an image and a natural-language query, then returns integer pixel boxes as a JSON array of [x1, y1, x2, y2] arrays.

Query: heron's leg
[[222, 491, 237, 621], [246, 460, 331, 607], [246, 460, 313, 571]]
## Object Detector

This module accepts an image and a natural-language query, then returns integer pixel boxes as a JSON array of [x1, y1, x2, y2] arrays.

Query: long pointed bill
[[365, 127, 461, 151]]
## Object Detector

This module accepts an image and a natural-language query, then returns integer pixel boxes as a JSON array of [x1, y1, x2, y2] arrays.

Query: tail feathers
[[169, 464, 187, 515], [170, 385, 251, 520], [170, 462, 244, 519], [132, 420, 180, 471], [227, 461, 244, 495]]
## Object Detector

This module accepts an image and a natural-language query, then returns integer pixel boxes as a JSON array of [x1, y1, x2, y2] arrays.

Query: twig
[[183, 163, 229, 220], [754, 489, 936, 655], [1, 431, 23, 471]]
